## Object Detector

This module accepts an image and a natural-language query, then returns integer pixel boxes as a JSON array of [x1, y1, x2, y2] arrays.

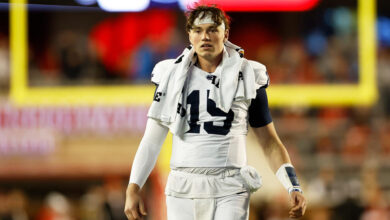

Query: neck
[[197, 53, 223, 73]]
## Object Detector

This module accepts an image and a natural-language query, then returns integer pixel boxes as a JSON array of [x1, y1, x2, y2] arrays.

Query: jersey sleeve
[[151, 59, 175, 101], [248, 87, 272, 127], [248, 60, 270, 89]]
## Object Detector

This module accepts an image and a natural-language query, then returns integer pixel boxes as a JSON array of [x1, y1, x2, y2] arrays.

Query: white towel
[[209, 41, 257, 112], [240, 165, 263, 193], [147, 41, 261, 135]]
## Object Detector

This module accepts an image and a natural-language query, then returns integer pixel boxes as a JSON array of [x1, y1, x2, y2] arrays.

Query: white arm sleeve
[[129, 118, 169, 188]]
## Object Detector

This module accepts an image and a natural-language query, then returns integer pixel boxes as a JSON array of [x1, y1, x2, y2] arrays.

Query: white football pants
[[166, 192, 250, 220]]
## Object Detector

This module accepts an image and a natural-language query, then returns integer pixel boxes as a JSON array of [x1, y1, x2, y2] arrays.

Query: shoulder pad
[[151, 59, 176, 84], [248, 60, 269, 88]]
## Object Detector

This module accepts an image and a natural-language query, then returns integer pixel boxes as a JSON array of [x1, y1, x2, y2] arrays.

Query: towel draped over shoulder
[[147, 41, 269, 136]]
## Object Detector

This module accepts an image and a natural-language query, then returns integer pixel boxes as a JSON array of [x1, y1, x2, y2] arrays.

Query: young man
[[125, 5, 306, 220]]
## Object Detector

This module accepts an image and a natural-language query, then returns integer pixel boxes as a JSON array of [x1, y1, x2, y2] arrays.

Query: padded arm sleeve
[[129, 118, 169, 188], [248, 87, 272, 127]]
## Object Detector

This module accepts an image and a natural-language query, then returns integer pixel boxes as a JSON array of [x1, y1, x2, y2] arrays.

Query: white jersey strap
[[275, 163, 302, 194]]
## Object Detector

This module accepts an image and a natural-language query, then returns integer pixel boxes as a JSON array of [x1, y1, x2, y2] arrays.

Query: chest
[[180, 67, 244, 135]]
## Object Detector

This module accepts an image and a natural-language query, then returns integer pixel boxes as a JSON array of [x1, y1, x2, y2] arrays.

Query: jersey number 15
[[186, 90, 234, 135]]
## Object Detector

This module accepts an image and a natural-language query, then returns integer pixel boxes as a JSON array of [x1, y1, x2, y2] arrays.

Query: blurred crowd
[[0, 182, 129, 220], [0, 7, 362, 88], [260, 106, 390, 220], [26, 7, 358, 86], [1, 136, 390, 220], [0, 174, 164, 220]]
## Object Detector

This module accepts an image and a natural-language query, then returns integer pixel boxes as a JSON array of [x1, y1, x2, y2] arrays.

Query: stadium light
[[178, 0, 319, 11], [152, 0, 178, 3], [97, 0, 149, 12], [74, 0, 97, 6], [92, 0, 319, 12]]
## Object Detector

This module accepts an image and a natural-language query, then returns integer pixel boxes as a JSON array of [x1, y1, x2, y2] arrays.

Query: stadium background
[[0, 0, 390, 219]]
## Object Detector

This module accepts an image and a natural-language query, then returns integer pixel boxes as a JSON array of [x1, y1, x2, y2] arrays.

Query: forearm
[[264, 139, 302, 193], [253, 123, 302, 194], [253, 123, 292, 172], [262, 137, 292, 173], [129, 118, 168, 189]]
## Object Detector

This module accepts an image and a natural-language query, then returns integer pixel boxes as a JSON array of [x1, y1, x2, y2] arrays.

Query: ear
[[224, 29, 229, 43]]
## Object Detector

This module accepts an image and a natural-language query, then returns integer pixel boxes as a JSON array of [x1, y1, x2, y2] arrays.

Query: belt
[[172, 167, 240, 178]]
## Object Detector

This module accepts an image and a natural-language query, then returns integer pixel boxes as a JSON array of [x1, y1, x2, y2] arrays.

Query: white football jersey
[[151, 59, 269, 168]]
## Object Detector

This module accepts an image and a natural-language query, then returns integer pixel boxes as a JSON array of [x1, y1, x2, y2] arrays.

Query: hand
[[124, 184, 147, 220], [289, 191, 306, 219]]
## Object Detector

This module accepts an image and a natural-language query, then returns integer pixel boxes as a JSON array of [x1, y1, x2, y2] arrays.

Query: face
[[188, 22, 228, 62]]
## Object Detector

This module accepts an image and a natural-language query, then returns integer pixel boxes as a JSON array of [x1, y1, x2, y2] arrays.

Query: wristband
[[276, 163, 302, 194], [289, 187, 303, 194]]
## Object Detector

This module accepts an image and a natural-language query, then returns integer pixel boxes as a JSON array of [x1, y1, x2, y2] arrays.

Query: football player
[[125, 5, 306, 220]]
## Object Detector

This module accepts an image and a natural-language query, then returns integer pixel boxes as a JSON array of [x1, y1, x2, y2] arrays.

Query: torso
[[170, 65, 251, 168]]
